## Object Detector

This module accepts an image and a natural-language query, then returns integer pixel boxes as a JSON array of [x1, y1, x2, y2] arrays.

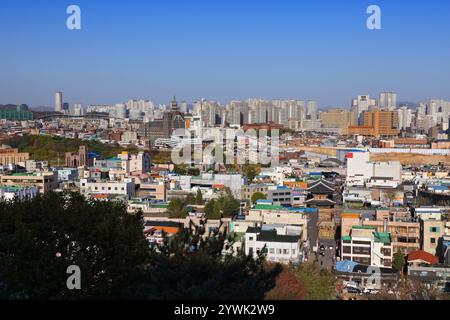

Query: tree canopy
[[204, 196, 240, 220], [392, 252, 406, 273], [0, 192, 281, 300], [251, 192, 267, 204], [167, 198, 189, 219]]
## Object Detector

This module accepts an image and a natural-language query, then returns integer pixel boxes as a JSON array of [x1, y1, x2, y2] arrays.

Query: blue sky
[[0, 0, 449, 108]]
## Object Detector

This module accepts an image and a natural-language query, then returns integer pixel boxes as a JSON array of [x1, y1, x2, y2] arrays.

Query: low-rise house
[[407, 250, 440, 267], [241, 183, 273, 202], [0, 171, 58, 194], [267, 185, 292, 206], [137, 181, 167, 202], [79, 178, 135, 199], [244, 226, 303, 264], [366, 177, 399, 189], [335, 260, 399, 290], [408, 266, 450, 291], [0, 186, 38, 201], [341, 226, 393, 268], [247, 203, 310, 241]]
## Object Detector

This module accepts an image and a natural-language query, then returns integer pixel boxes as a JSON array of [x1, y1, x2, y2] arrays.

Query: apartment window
[[430, 227, 440, 233], [291, 249, 296, 255], [283, 249, 289, 255], [277, 249, 282, 255], [431, 238, 436, 244], [269, 248, 275, 254], [353, 247, 371, 255], [353, 241, 370, 246], [343, 246, 351, 254], [249, 237, 254, 241]]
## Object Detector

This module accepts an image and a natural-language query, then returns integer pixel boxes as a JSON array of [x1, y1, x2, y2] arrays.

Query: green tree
[[205, 196, 240, 220], [251, 192, 267, 204], [243, 164, 261, 182], [0, 192, 149, 299], [295, 262, 336, 300], [205, 199, 221, 220], [127, 222, 282, 300], [185, 194, 196, 205], [187, 168, 200, 176], [0, 193, 282, 300], [173, 164, 187, 175], [392, 252, 406, 274], [167, 198, 188, 219], [195, 190, 204, 205]]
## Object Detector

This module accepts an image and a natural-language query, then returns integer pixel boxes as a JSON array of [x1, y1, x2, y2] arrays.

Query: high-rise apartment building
[[397, 106, 412, 130], [55, 92, 63, 112], [379, 92, 397, 111], [351, 95, 377, 125], [73, 103, 83, 116], [306, 101, 318, 121]]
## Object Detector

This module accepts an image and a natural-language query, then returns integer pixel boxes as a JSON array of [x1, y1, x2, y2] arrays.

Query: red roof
[[407, 250, 439, 265]]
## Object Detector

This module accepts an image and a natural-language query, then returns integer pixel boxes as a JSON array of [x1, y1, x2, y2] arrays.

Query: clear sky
[[0, 0, 449, 108]]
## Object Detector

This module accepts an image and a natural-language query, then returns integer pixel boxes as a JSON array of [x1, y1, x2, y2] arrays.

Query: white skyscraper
[[379, 92, 397, 110], [73, 103, 83, 116], [115, 103, 127, 119], [351, 95, 377, 125], [306, 101, 318, 121], [397, 106, 412, 130], [55, 92, 63, 112]]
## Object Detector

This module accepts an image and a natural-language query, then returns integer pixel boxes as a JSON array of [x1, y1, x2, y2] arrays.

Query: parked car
[[347, 287, 361, 294]]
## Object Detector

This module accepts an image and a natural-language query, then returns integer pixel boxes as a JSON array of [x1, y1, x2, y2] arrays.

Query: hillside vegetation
[[1, 135, 139, 165]]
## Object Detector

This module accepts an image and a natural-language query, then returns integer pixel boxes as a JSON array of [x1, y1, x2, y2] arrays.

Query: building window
[[269, 248, 275, 254], [292, 249, 296, 255], [277, 249, 282, 255], [431, 238, 436, 244], [249, 237, 254, 241]]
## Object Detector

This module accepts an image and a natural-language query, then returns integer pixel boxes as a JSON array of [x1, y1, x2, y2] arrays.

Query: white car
[[363, 288, 379, 295]]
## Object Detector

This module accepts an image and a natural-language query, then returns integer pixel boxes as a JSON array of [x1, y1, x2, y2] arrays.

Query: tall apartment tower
[[55, 92, 63, 112], [379, 92, 397, 111], [351, 95, 377, 125], [74, 103, 83, 116], [306, 101, 318, 121]]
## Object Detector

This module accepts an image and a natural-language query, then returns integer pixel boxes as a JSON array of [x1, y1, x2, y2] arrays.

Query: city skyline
[[1, 0, 450, 107]]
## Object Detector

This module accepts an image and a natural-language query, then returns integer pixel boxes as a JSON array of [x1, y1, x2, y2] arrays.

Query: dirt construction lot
[[370, 153, 450, 166], [292, 146, 450, 166]]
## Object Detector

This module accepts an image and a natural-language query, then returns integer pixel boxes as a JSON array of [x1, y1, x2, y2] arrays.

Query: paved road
[[306, 210, 319, 259], [317, 239, 336, 270]]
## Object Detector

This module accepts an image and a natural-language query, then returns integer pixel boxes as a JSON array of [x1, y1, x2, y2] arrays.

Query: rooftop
[[407, 250, 439, 265], [374, 232, 391, 244], [247, 227, 300, 243]]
